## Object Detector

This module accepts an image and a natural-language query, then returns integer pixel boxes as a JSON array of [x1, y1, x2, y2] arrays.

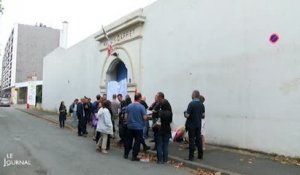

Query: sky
[[0, 0, 157, 56]]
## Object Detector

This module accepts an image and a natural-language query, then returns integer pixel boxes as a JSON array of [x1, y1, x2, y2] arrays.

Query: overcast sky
[[0, 0, 156, 54]]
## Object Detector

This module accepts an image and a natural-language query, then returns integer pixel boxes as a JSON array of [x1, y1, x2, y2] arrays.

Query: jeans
[[113, 118, 119, 139], [124, 129, 143, 158], [143, 121, 149, 138], [153, 131, 158, 149], [156, 133, 170, 162], [188, 127, 203, 159], [59, 117, 65, 128]]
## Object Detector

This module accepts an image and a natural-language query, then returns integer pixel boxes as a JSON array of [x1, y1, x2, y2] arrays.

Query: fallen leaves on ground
[[190, 169, 219, 175], [271, 155, 300, 166], [138, 152, 157, 162], [110, 141, 215, 174], [174, 162, 184, 168]]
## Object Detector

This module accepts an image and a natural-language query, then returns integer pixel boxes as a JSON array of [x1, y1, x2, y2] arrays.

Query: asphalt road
[[0, 107, 192, 175]]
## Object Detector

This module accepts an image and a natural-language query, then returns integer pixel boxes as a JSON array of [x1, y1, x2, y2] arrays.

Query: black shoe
[[143, 146, 151, 151], [198, 155, 203, 160], [131, 157, 140, 161], [124, 154, 128, 159]]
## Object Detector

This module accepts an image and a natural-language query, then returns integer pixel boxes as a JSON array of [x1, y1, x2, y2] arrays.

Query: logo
[[3, 153, 31, 167]]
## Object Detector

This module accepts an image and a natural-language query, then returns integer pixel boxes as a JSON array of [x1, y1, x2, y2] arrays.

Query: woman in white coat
[[96, 100, 113, 154]]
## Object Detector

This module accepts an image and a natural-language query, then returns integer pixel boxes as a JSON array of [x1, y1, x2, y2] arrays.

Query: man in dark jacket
[[156, 92, 172, 164], [149, 95, 160, 150], [184, 90, 205, 160], [84, 98, 92, 124], [117, 94, 126, 144], [77, 98, 88, 136]]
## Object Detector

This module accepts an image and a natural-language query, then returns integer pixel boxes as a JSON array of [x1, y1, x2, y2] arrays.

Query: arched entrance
[[99, 47, 137, 100], [106, 60, 128, 82], [96, 13, 145, 99], [106, 59, 128, 100]]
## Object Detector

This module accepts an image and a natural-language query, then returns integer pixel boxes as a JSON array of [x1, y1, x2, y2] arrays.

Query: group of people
[[58, 90, 205, 163]]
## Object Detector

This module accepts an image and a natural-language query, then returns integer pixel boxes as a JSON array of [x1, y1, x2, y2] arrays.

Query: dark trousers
[[59, 117, 65, 128], [188, 127, 203, 159], [78, 117, 87, 135], [124, 129, 143, 158], [143, 121, 149, 138], [112, 120, 115, 133], [119, 123, 127, 143], [153, 131, 158, 149], [141, 137, 148, 149], [86, 113, 92, 123], [156, 133, 170, 162]]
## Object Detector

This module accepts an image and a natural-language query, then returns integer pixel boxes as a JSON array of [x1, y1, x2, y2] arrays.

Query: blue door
[[116, 62, 127, 82]]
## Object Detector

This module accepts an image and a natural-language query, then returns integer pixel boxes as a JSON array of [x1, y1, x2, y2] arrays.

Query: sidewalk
[[14, 105, 94, 134], [14, 105, 300, 175], [14, 105, 77, 131], [146, 141, 300, 175]]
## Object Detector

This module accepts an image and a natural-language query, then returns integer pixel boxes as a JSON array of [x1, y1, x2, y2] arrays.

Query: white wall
[[42, 0, 300, 157], [42, 33, 103, 111], [141, 0, 300, 157]]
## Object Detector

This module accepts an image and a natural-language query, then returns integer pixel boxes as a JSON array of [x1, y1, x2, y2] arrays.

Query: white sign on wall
[[27, 81, 36, 106]]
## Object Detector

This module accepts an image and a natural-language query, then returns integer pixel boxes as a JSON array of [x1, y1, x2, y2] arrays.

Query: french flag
[[102, 25, 114, 57]]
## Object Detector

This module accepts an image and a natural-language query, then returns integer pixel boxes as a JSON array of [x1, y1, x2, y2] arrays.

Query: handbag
[[152, 118, 161, 132], [91, 113, 98, 128]]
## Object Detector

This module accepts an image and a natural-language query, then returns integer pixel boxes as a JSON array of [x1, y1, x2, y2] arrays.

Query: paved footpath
[[15, 105, 300, 175]]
